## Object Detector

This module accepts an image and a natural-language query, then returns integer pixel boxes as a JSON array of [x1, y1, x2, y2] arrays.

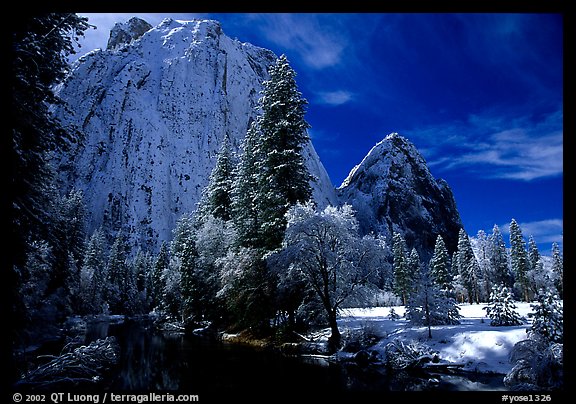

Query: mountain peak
[[106, 17, 153, 50], [53, 17, 336, 252], [338, 133, 462, 258], [339, 133, 425, 189]]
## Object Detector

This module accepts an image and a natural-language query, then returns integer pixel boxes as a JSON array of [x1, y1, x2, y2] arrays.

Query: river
[[78, 317, 507, 398]]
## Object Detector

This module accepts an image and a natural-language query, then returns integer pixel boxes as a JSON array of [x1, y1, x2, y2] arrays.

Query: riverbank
[[12, 302, 537, 393], [214, 303, 534, 376]]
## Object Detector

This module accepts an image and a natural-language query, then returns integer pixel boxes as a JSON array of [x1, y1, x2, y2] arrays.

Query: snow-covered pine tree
[[51, 189, 87, 309], [232, 122, 262, 250], [170, 214, 198, 322], [161, 259, 182, 319], [509, 219, 531, 302], [489, 224, 513, 289], [120, 256, 139, 315], [80, 229, 108, 314], [527, 235, 549, 298], [228, 55, 313, 331], [19, 240, 53, 322], [405, 258, 461, 338], [474, 230, 493, 302], [132, 249, 153, 312], [197, 135, 235, 223], [230, 122, 276, 331], [530, 289, 563, 344], [429, 235, 451, 291], [527, 235, 541, 273], [393, 232, 411, 306], [11, 14, 91, 272], [551, 242, 563, 298], [105, 232, 129, 314], [456, 228, 482, 304], [150, 241, 169, 311], [252, 54, 313, 251], [483, 284, 523, 326], [11, 15, 92, 345], [175, 213, 235, 324]]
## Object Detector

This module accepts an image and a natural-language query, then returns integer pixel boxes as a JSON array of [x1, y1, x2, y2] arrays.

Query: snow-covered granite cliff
[[53, 17, 462, 258], [53, 17, 337, 251], [338, 133, 463, 258]]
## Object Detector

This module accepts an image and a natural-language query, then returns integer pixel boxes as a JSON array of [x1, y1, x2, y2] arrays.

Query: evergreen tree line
[[393, 222, 562, 310], [393, 225, 563, 340], [10, 13, 93, 351]]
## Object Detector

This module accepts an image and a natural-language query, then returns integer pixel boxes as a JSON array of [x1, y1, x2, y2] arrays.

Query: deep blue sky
[[73, 13, 563, 254]]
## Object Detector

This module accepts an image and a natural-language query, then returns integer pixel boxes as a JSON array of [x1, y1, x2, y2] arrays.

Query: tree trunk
[[327, 309, 341, 353]]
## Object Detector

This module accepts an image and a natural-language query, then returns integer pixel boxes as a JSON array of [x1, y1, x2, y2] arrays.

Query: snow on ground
[[336, 303, 534, 375]]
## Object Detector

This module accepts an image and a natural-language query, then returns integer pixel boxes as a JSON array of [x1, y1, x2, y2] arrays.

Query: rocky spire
[[106, 17, 153, 50]]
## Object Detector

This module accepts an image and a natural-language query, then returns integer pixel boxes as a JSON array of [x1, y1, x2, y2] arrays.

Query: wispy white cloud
[[500, 219, 563, 246], [241, 13, 348, 70], [411, 108, 563, 181], [315, 90, 355, 106]]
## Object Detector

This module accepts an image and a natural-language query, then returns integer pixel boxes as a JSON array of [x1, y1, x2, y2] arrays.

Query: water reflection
[[83, 319, 505, 395]]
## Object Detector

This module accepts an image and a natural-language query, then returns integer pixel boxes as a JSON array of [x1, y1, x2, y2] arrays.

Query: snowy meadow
[[337, 303, 534, 376]]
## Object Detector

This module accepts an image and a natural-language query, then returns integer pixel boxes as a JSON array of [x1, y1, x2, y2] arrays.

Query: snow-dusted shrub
[[504, 334, 563, 391], [483, 284, 523, 326], [342, 321, 381, 351], [529, 289, 563, 344], [388, 307, 401, 321], [385, 339, 439, 370]]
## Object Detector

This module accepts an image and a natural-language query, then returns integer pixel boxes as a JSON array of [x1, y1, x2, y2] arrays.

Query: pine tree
[[483, 284, 523, 326], [393, 232, 411, 305], [228, 55, 313, 332], [232, 122, 262, 249], [10, 17, 93, 375], [509, 219, 531, 302], [551, 242, 563, 298], [11, 13, 91, 272], [475, 230, 492, 302], [529, 289, 563, 344], [527, 235, 547, 297], [197, 135, 235, 222], [150, 241, 169, 311], [456, 228, 482, 304], [171, 214, 199, 321], [252, 54, 313, 251], [406, 262, 460, 338], [527, 235, 541, 272], [105, 232, 129, 314], [132, 249, 153, 311], [429, 235, 451, 291], [81, 229, 108, 314], [177, 231, 199, 322], [52, 189, 87, 312], [161, 260, 182, 318], [489, 224, 513, 289]]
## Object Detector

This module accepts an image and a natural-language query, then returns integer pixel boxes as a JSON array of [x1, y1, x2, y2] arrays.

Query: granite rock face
[[338, 133, 463, 259], [53, 18, 337, 251], [106, 17, 153, 50], [54, 17, 462, 259]]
